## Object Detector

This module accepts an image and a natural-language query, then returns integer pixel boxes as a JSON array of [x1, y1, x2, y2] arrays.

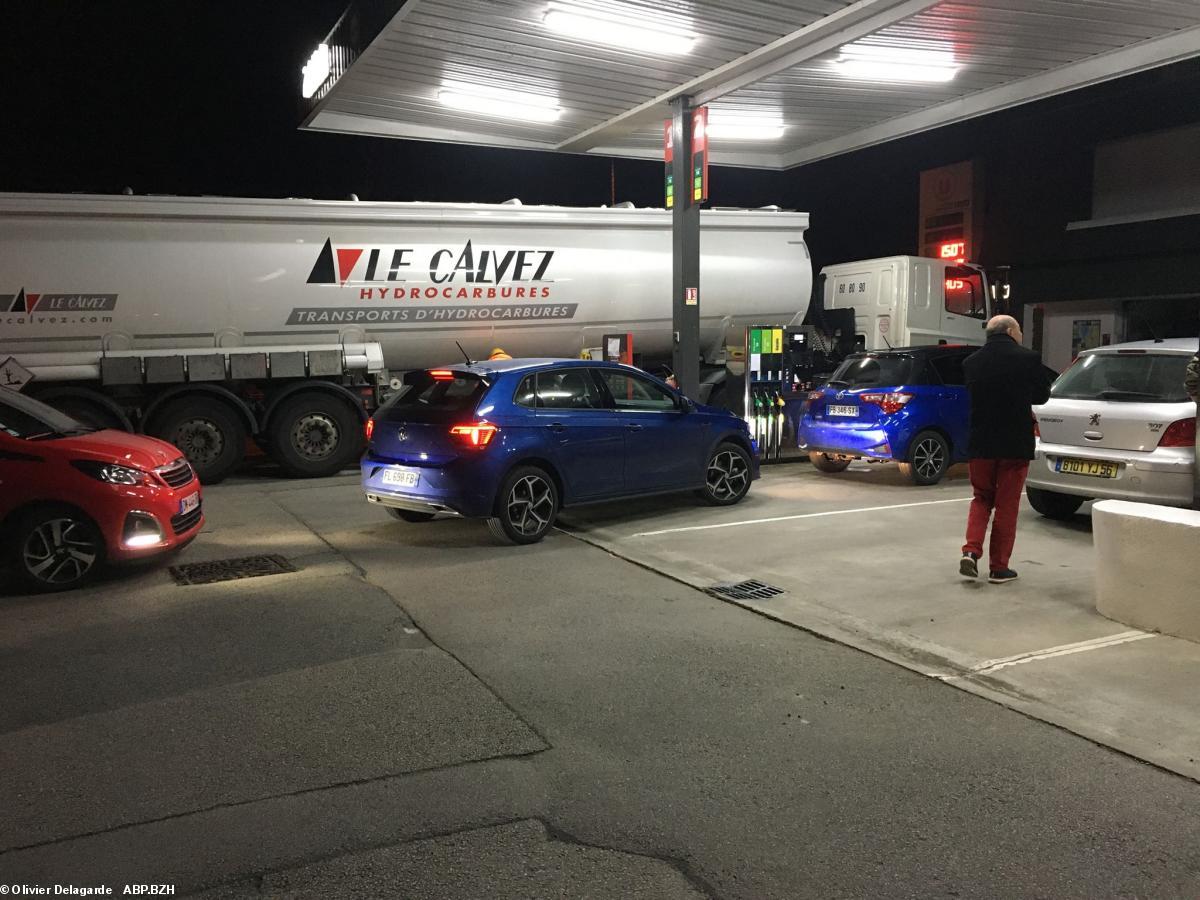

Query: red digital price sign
[[938, 240, 967, 263], [945, 278, 966, 291]]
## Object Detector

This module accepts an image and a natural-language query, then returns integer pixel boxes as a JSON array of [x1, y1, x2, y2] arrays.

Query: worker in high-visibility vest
[[489, 347, 512, 361]]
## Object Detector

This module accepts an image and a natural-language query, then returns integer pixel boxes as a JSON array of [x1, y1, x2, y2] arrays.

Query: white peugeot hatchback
[[1027, 338, 1197, 519]]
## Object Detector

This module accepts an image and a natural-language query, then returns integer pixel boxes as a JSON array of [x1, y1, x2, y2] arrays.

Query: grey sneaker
[[988, 568, 1019, 584], [959, 553, 979, 578]]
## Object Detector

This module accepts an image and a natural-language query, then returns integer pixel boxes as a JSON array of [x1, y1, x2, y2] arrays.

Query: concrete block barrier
[[1093, 499, 1200, 643]]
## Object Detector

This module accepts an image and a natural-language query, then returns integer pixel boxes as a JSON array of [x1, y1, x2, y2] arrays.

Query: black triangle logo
[[307, 239, 336, 284], [10, 288, 27, 313]]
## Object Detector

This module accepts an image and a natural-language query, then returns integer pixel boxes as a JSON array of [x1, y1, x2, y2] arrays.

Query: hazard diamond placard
[[0, 356, 35, 391]]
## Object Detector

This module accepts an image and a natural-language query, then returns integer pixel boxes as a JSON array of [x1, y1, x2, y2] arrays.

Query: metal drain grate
[[170, 554, 297, 586], [706, 579, 785, 602]]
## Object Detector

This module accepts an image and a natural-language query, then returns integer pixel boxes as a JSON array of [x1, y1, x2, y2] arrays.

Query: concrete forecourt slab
[[2, 470, 1200, 899], [561, 462, 1200, 783]]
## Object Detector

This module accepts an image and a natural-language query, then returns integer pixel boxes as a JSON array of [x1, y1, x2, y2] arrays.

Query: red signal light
[[365, 418, 375, 441], [429, 369, 455, 380], [450, 423, 499, 448], [1158, 417, 1195, 448]]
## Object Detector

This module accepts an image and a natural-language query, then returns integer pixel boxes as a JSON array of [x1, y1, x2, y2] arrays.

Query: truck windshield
[[381, 371, 488, 422], [944, 266, 987, 319], [1051, 353, 1192, 403], [828, 355, 914, 389], [0, 389, 89, 439]]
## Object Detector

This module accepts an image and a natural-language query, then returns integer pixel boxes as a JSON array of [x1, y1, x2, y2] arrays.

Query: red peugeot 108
[[0, 388, 204, 592]]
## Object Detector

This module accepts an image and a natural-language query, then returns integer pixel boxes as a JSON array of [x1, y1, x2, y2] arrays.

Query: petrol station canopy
[[299, 0, 1200, 169]]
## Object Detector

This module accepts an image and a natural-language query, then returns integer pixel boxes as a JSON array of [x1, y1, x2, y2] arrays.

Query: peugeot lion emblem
[[396, 426, 408, 442], [1089, 413, 1101, 426]]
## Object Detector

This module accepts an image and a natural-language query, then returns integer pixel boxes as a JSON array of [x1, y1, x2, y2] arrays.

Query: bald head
[[987, 315, 1022, 342]]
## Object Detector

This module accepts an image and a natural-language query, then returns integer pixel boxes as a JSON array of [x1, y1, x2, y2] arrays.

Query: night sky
[[5, 3, 1200, 277]]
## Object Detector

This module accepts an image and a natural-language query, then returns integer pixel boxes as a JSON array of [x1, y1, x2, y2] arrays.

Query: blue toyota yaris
[[797, 345, 977, 485], [361, 359, 759, 543]]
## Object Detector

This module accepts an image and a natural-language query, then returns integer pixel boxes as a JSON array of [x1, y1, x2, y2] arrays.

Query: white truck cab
[[821, 255, 991, 350]]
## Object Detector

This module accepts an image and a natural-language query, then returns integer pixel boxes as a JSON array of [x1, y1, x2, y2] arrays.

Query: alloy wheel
[[291, 413, 340, 461], [913, 438, 946, 480], [22, 517, 100, 587], [707, 449, 749, 502], [506, 474, 555, 537]]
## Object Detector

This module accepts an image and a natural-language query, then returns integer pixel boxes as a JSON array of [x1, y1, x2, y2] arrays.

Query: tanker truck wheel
[[267, 392, 363, 478], [33, 388, 130, 433], [147, 397, 246, 485]]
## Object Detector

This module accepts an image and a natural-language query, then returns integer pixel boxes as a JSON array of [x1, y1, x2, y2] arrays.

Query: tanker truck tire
[[147, 397, 246, 485], [34, 390, 130, 433], [267, 393, 363, 479]]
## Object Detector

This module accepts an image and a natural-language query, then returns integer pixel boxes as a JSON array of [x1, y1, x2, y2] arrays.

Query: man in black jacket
[[960, 315, 1053, 584]]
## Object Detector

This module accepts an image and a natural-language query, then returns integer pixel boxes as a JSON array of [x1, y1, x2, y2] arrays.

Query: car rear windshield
[[381, 371, 488, 422], [1051, 353, 1193, 403], [828, 354, 915, 389]]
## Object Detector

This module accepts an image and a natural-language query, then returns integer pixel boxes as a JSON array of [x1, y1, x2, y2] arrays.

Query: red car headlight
[[71, 460, 152, 486]]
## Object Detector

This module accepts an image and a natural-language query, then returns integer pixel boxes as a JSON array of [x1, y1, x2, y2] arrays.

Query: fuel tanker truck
[[0, 192, 811, 482]]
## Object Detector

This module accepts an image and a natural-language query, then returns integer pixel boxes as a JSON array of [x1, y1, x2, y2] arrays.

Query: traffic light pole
[[671, 95, 701, 400]]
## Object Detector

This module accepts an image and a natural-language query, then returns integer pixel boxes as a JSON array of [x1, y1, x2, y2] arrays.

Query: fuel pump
[[744, 325, 786, 459]]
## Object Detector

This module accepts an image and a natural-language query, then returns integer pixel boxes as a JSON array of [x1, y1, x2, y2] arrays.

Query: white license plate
[[382, 469, 419, 488], [1056, 457, 1118, 479], [827, 405, 859, 417], [179, 492, 200, 515]]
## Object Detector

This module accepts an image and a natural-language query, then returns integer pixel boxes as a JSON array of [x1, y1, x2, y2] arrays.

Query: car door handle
[[547, 423, 567, 434], [626, 423, 643, 432]]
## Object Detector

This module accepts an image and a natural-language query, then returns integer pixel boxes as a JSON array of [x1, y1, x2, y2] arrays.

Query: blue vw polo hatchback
[[797, 345, 977, 485], [362, 359, 758, 543]]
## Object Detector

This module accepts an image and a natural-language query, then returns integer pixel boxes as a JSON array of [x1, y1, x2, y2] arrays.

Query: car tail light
[[807, 390, 824, 401], [450, 423, 499, 448], [858, 392, 914, 415], [365, 418, 375, 441], [1158, 417, 1196, 448], [1033, 415, 1040, 438], [429, 369, 455, 381]]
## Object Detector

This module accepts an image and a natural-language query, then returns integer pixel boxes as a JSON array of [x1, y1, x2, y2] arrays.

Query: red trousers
[[962, 459, 1029, 571]]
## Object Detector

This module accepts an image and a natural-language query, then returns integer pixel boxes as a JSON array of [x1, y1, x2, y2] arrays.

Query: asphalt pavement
[[1, 467, 1198, 898]]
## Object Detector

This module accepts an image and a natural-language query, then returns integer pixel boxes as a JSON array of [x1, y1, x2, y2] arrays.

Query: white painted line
[[929, 630, 1156, 680], [632, 496, 972, 538]]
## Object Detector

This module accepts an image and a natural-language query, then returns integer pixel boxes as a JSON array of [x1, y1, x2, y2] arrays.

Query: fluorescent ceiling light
[[438, 82, 561, 122], [705, 114, 787, 141], [301, 43, 331, 98], [706, 122, 787, 141], [833, 44, 959, 83], [544, 4, 696, 56]]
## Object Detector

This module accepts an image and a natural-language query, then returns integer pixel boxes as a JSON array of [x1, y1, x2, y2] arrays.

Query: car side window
[[536, 369, 606, 410], [598, 369, 677, 412], [0, 402, 48, 439], [930, 353, 968, 386], [514, 375, 538, 408]]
